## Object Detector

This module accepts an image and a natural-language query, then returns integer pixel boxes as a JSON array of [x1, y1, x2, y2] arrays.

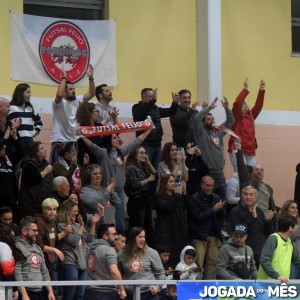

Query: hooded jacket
[[217, 238, 257, 279], [14, 237, 50, 292], [175, 245, 198, 280], [86, 239, 118, 292]]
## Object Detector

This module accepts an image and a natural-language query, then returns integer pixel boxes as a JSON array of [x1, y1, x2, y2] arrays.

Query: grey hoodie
[[14, 237, 50, 292], [217, 237, 257, 279], [118, 246, 165, 293], [86, 239, 118, 292], [57, 222, 94, 270]]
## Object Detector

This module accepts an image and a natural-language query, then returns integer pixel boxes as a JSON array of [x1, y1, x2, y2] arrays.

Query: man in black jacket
[[132, 88, 178, 190], [189, 176, 226, 279], [170, 89, 199, 147]]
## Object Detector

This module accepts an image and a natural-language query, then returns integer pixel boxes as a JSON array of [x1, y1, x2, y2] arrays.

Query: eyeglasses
[[26, 228, 38, 232]]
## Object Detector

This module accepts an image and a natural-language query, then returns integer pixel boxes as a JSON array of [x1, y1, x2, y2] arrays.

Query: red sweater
[[228, 88, 265, 156]]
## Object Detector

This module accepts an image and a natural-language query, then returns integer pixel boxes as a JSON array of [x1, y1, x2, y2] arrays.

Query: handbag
[[232, 246, 251, 279]]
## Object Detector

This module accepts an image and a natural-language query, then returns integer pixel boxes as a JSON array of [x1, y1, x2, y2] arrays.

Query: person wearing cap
[[217, 224, 257, 280]]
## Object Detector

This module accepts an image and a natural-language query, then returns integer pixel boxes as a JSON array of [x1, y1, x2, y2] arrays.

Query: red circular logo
[[39, 21, 90, 83]]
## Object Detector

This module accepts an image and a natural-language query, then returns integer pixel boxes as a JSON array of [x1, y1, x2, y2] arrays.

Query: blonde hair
[[42, 198, 59, 209]]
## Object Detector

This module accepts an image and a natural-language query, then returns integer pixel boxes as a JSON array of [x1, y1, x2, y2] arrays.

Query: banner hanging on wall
[[10, 12, 117, 86]]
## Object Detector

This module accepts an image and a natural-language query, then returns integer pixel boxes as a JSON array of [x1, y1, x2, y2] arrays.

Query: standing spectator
[[17, 142, 53, 220], [230, 185, 275, 268], [56, 200, 100, 300], [170, 89, 199, 147], [228, 79, 265, 171], [35, 198, 69, 280], [158, 142, 188, 187], [118, 227, 165, 300], [76, 102, 103, 165], [294, 163, 300, 213], [95, 84, 119, 125], [80, 128, 152, 232], [185, 142, 209, 195], [258, 215, 300, 283], [81, 164, 120, 224], [193, 97, 234, 200], [0, 207, 19, 237], [52, 142, 82, 194], [8, 83, 43, 152], [280, 200, 300, 279], [114, 231, 126, 253], [86, 224, 126, 300], [125, 146, 156, 232], [153, 175, 189, 269], [132, 88, 178, 183], [14, 216, 55, 300], [50, 65, 95, 163], [188, 176, 226, 279], [51, 176, 70, 205], [217, 224, 257, 280]]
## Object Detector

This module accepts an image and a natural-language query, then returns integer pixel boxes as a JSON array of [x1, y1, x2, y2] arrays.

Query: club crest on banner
[[39, 21, 90, 83]]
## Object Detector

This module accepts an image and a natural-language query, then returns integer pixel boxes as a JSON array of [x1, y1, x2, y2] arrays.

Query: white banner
[[11, 12, 117, 86]]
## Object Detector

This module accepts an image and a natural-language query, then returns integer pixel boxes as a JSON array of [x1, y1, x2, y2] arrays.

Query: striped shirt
[[8, 105, 43, 138]]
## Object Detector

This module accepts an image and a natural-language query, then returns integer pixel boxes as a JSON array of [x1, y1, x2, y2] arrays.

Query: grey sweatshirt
[[118, 246, 165, 293], [57, 222, 94, 270], [217, 238, 257, 280], [81, 185, 120, 224], [193, 106, 234, 173], [14, 237, 50, 292], [89, 138, 142, 191], [86, 239, 118, 292]]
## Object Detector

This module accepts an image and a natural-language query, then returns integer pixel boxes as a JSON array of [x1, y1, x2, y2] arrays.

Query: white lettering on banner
[[199, 286, 256, 298], [268, 284, 297, 298]]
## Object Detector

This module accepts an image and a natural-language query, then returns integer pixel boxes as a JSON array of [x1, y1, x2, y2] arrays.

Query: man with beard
[[50, 65, 95, 162], [86, 224, 126, 300], [95, 84, 119, 125], [193, 97, 234, 201], [14, 216, 55, 300]]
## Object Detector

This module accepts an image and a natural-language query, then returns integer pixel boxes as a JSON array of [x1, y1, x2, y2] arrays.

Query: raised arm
[[251, 80, 265, 120], [83, 64, 95, 102], [194, 97, 218, 122], [232, 78, 250, 118], [221, 97, 235, 128], [55, 68, 67, 104]]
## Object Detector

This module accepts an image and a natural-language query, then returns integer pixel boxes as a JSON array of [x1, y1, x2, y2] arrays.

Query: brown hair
[[158, 174, 175, 195]]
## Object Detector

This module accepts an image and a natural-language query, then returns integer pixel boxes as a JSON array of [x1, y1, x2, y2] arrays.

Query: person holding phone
[[158, 142, 188, 186]]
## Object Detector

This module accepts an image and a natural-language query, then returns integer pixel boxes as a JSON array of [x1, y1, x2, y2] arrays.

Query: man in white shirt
[[50, 65, 95, 162]]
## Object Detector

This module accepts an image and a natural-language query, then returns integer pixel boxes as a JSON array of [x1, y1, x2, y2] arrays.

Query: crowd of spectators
[[1, 74, 300, 300]]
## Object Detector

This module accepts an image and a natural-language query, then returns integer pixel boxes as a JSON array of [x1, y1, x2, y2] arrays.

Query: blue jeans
[[115, 190, 125, 232], [62, 264, 87, 300]]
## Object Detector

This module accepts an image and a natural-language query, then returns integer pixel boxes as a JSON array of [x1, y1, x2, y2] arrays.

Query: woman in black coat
[[153, 174, 189, 268]]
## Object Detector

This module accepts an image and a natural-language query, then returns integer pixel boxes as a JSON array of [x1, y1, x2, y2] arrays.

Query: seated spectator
[[17, 142, 53, 220], [230, 185, 275, 268], [156, 245, 173, 279], [52, 142, 83, 194], [81, 164, 120, 225], [0, 207, 19, 237], [76, 102, 103, 165], [258, 215, 300, 283], [185, 142, 209, 195], [81, 128, 152, 232], [114, 231, 126, 253], [159, 285, 177, 300], [56, 200, 101, 300], [125, 146, 156, 238], [158, 142, 188, 187], [175, 245, 203, 280], [153, 175, 189, 268], [14, 216, 55, 300], [217, 224, 257, 280], [52, 176, 70, 205]]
